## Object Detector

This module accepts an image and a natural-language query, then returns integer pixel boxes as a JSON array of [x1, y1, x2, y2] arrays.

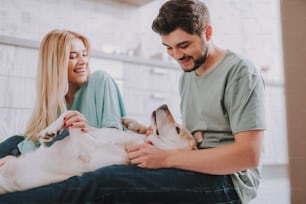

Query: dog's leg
[[121, 118, 147, 134], [38, 113, 67, 145]]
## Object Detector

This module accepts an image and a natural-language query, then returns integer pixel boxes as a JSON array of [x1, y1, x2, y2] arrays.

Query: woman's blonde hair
[[24, 29, 90, 141]]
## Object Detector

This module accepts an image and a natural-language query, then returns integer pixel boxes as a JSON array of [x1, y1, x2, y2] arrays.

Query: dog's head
[[147, 104, 197, 150]]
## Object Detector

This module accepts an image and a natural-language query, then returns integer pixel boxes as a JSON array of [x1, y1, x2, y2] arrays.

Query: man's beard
[[183, 47, 209, 73]]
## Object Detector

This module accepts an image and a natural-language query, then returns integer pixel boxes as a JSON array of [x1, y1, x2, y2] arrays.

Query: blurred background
[[0, 0, 303, 203]]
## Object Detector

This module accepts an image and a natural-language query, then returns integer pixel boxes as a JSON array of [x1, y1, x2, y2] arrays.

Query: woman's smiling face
[[68, 38, 89, 88]]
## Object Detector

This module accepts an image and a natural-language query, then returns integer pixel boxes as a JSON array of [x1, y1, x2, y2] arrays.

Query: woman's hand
[[63, 111, 91, 132], [126, 143, 171, 169]]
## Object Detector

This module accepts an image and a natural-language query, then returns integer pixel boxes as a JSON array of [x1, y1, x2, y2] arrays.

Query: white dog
[[0, 104, 197, 194]]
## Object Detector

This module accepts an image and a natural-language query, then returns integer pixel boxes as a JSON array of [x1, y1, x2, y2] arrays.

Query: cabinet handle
[[150, 68, 168, 75], [150, 93, 165, 100]]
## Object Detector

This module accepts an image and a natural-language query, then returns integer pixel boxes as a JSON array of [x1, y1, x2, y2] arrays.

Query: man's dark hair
[[152, 0, 210, 36]]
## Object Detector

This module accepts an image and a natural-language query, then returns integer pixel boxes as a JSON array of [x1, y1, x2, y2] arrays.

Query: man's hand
[[126, 143, 171, 169]]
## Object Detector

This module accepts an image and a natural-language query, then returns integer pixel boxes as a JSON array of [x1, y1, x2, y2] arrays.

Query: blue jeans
[[0, 135, 24, 157], [0, 130, 69, 158], [0, 165, 240, 204]]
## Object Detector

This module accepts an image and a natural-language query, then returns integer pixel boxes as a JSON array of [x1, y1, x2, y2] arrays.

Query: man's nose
[[172, 48, 184, 60]]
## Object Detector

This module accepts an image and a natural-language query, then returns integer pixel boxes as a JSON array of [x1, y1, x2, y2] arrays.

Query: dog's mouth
[[151, 110, 159, 135], [151, 104, 170, 136]]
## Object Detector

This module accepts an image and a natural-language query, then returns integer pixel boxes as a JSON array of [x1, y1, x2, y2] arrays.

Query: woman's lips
[[73, 68, 86, 73]]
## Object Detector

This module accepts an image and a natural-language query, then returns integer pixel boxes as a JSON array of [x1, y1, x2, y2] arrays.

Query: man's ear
[[205, 24, 213, 41]]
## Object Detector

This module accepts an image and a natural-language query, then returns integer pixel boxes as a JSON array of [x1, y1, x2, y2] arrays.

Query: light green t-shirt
[[18, 70, 126, 153], [66, 70, 126, 129], [180, 50, 266, 203]]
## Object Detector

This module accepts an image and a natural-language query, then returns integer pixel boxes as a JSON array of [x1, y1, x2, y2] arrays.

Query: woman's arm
[[90, 71, 126, 130]]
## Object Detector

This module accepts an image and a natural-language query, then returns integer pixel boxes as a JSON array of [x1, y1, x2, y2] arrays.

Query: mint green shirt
[[66, 70, 126, 129], [18, 70, 126, 153], [180, 50, 266, 203]]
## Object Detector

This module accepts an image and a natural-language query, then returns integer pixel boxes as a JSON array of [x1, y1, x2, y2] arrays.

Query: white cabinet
[[90, 58, 124, 92], [122, 62, 181, 125], [0, 44, 37, 138]]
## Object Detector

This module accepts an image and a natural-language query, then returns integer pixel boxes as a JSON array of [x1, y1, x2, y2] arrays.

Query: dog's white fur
[[0, 104, 196, 194]]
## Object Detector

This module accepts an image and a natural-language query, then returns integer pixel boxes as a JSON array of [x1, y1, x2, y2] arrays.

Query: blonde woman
[[0, 29, 126, 162]]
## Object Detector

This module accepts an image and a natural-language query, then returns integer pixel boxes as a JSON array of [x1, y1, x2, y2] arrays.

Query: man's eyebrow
[[176, 41, 189, 46], [162, 41, 189, 48], [162, 42, 170, 47]]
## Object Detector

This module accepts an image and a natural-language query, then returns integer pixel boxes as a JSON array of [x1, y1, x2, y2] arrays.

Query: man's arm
[[127, 130, 264, 175]]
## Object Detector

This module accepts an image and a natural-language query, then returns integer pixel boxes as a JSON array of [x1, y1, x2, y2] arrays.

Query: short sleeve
[[93, 71, 126, 129], [224, 67, 266, 134]]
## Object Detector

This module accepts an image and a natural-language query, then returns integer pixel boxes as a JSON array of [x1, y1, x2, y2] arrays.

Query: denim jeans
[[0, 164, 240, 204], [0, 135, 24, 157], [0, 129, 69, 158]]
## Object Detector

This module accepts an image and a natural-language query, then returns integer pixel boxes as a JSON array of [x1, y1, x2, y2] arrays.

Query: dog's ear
[[180, 128, 198, 150]]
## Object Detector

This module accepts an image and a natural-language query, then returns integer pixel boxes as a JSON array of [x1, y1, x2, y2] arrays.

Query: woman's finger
[[69, 121, 88, 128], [64, 114, 88, 128], [63, 110, 81, 120]]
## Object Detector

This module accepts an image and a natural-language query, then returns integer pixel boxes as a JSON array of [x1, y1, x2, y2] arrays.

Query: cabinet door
[[123, 62, 182, 124], [0, 45, 38, 139], [0, 45, 38, 78], [90, 58, 124, 92]]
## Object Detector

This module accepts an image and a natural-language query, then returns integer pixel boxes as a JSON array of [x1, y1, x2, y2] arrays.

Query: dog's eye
[[176, 126, 180, 134]]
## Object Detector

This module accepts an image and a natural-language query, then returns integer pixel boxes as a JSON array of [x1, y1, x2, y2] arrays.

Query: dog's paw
[[38, 129, 59, 145], [38, 113, 66, 145], [121, 117, 147, 134]]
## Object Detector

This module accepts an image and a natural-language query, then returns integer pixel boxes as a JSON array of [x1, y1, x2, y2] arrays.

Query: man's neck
[[195, 45, 226, 76]]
